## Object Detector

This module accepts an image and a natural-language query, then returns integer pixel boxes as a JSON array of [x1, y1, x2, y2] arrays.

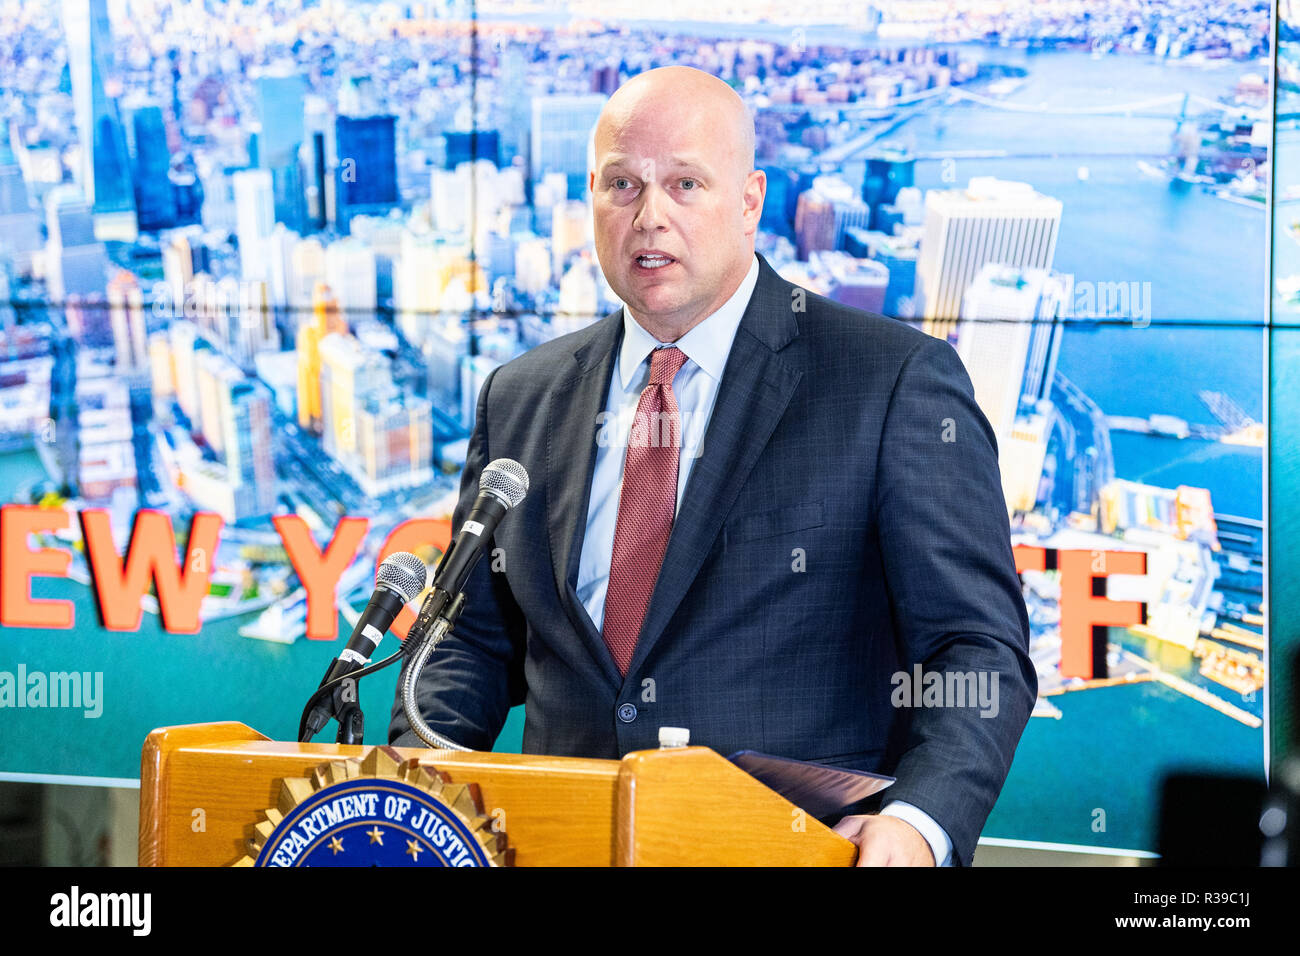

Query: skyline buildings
[[0, 5, 1261, 540], [914, 177, 1064, 344], [0, 5, 1264, 524], [793, 175, 873, 259]]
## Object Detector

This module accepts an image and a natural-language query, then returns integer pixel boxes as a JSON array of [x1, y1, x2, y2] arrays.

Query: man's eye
[[612, 178, 632, 189], [679, 179, 698, 190]]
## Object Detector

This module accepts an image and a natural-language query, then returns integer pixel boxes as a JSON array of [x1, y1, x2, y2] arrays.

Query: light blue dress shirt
[[575, 253, 953, 866]]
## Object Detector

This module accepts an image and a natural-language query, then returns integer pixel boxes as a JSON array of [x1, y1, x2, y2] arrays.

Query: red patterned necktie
[[602, 345, 690, 676]]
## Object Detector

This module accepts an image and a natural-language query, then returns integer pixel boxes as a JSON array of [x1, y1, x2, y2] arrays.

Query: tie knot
[[648, 346, 688, 386]]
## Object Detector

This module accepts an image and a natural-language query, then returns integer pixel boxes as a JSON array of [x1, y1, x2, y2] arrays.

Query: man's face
[[589, 93, 764, 337]]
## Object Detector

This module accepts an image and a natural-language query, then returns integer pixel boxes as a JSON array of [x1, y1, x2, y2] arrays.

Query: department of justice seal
[[234, 747, 512, 867]]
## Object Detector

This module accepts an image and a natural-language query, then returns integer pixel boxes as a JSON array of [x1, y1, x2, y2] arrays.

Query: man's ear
[[743, 169, 767, 232]]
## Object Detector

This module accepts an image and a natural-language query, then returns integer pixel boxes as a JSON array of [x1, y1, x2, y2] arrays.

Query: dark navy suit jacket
[[389, 251, 1037, 865]]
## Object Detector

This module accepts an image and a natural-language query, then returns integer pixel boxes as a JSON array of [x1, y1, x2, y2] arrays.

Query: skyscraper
[[75, 371, 136, 502], [61, 0, 137, 239], [349, 215, 405, 305], [228, 278, 278, 371], [430, 165, 471, 235], [793, 189, 834, 261], [394, 232, 441, 348], [295, 282, 346, 432], [914, 177, 1062, 344], [107, 269, 148, 371], [530, 94, 606, 199], [557, 256, 600, 321], [256, 71, 307, 232], [423, 318, 465, 412], [233, 169, 276, 282], [460, 353, 500, 430], [514, 237, 552, 297], [498, 49, 531, 166], [317, 332, 389, 461], [957, 264, 1068, 516], [843, 227, 920, 318], [355, 392, 434, 496], [758, 164, 796, 238], [861, 149, 915, 230], [167, 319, 200, 424], [793, 176, 871, 261], [256, 72, 307, 170], [289, 237, 327, 318], [324, 237, 378, 319], [127, 377, 160, 505], [810, 250, 889, 314], [44, 185, 109, 300], [0, 264, 14, 335], [194, 339, 231, 454], [224, 380, 277, 521], [129, 105, 178, 231], [445, 130, 500, 170], [264, 223, 299, 312], [551, 200, 591, 278], [334, 115, 398, 233], [0, 129, 44, 273], [956, 264, 1056, 441]]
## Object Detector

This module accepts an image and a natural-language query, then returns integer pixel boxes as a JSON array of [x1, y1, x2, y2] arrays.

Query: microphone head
[[481, 458, 529, 509], [377, 551, 429, 602]]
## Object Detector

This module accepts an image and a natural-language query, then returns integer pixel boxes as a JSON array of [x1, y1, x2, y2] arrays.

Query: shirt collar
[[617, 253, 760, 392]]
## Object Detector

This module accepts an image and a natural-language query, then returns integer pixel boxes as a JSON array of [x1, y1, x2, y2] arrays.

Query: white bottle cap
[[658, 726, 690, 748]]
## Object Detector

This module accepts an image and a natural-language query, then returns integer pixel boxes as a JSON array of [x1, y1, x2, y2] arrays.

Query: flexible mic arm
[[399, 588, 471, 751]]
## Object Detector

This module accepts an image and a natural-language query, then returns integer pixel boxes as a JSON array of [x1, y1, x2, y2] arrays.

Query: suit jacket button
[[617, 703, 637, 723]]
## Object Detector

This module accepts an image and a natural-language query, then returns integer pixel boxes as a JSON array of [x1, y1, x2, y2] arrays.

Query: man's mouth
[[634, 254, 676, 270]]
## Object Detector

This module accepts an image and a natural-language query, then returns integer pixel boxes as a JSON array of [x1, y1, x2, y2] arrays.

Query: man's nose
[[633, 181, 666, 231]]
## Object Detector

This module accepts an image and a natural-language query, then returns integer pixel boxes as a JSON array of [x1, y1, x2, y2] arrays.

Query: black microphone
[[433, 458, 529, 595], [408, 459, 530, 641], [303, 551, 428, 738]]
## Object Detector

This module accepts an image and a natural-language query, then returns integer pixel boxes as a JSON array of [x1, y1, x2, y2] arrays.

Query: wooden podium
[[139, 722, 859, 866]]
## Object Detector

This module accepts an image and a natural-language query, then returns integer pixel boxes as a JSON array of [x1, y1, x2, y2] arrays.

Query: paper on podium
[[728, 750, 895, 820]]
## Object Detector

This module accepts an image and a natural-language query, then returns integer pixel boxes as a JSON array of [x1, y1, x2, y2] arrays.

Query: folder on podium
[[139, 722, 861, 866]]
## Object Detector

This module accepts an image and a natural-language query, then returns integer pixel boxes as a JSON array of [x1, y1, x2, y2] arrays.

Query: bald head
[[588, 65, 766, 343], [595, 66, 755, 183]]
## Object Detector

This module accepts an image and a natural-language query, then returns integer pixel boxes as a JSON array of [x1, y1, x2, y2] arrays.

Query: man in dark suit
[[390, 66, 1036, 866]]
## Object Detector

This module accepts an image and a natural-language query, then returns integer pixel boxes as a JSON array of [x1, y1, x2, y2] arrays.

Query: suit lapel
[[623, 254, 802, 679], [546, 310, 625, 688]]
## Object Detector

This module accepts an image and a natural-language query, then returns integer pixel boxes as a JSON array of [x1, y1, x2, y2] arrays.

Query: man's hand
[[833, 814, 936, 867]]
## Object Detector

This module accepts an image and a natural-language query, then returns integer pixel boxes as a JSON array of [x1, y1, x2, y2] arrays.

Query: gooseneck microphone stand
[[399, 588, 471, 751]]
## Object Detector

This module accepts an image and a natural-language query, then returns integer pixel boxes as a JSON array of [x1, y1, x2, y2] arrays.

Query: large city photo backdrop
[[0, 0, 1273, 856]]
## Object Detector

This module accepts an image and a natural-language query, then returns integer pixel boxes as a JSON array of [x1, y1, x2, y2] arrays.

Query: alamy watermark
[[595, 407, 705, 458], [0, 666, 103, 718], [890, 664, 999, 718], [50, 886, 150, 935], [1058, 275, 1153, 327]]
